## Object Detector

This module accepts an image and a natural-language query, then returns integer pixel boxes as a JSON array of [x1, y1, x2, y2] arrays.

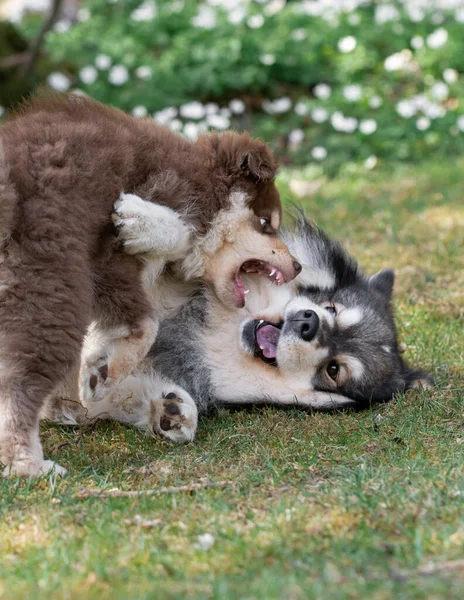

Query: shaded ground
[[1, 158, 463, 599]]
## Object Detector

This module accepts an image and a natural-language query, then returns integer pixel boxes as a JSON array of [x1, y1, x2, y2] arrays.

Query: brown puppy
[[0, 94, 299, 477]]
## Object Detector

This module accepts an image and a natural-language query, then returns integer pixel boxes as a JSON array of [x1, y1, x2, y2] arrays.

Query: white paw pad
[[80, 356, 111, 403], [153, 391, 198, 443]]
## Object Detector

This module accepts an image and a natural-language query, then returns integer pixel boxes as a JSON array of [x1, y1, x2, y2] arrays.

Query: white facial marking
[[340, 355, 365, 381], [382, 345, 392, 354], [338, 307, 363, 329], [270, 210, 280, 230]]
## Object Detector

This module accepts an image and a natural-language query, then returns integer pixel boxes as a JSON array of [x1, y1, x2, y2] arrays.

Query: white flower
[[154, 107, 177, 124], [364, 156, 378, 170], [79, 66, 98, 85], [343, 84, 362, 102], [262, 97, 291, 114], [288, 129, 304, 147], [411, 36, 424, 49], [132, 106, 148, 118], [427, 28, 448, 49], [203, 103, 218, 115], [311, 107, 328, 123], [294, 102, 308, 116], [183, 122, 199, 140], [424, 103, 446, 119], [375, 4, 399, 24], [443, 69, 458, 84], [331, 111, 357, 133], [348, 13, 360, 26], [169, 119, 182, 132], [220, 107, 231, 118], [384, 50, 413, 72], [264, 0, 285, 16], [369, 96, 382, 109], [228, 7, 247, 25], [273, 97, 291, 113], [54, 19, 71, 33], [292, 28, 306, 41], [416, 117, 431, 131], [247, 14, 265, 28], [431, 12, 444, 26], [135, 65, 152, 80], [456, 8, 464, 23], [131, 0, 157, 21], [108, 65, 129, 86], [180, 101, 205, 120], [396, 100, 415, 119], [311, 146, 327, 161], [260, 54, 276, 66], [456, 115, 464, 132], [77, 8, 90, 22], [229, 99, 245, 114], [95, 54, 112, 70], [47, 72, 71, 92], [195, 533, 215, 550], [313, 83, 331, 100], [338, 36, 357, 53], [430, 82, 449, 101], [359, 119, 377, 135], [192, 5, 216, 29]]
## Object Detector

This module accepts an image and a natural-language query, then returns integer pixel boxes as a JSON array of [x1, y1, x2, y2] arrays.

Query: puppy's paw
[[80, 356, 110, 403], [2, 459, 67, 478], [112, 193, 191, 259], [152, 391, 198, 444]]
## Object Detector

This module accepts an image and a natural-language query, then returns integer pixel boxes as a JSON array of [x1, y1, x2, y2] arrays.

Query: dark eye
[[324, 304, 337, 316], [326, 361, 339, 381], [259, 217, 270, 229]]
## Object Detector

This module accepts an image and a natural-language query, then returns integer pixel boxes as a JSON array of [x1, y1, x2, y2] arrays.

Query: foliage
[[15, 0, 462, 172]]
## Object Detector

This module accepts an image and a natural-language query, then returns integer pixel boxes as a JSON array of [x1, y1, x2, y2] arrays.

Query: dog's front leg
[[82, 372, 198, 443], [112, 193, 191, 261]]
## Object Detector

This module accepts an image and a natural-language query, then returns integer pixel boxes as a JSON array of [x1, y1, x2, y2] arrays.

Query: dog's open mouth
[[254, 320, 282, 366], [233, 260, 285, 307]]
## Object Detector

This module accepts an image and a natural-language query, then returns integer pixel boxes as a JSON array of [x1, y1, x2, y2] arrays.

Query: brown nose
[[293, 260, 302, 274]]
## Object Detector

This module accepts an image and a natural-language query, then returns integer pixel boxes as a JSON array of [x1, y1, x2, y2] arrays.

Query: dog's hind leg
[[80, 252, 159, 403], [82, 370, 198, 443], [0, 245, 91, 477]]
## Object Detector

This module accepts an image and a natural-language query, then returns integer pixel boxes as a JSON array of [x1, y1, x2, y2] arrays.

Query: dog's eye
[[326, 361, 339, 381], [259, 217, 270, 229], [324, 304, 337, 316]]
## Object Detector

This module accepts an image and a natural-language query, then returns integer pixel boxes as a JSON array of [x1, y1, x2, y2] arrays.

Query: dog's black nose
[[290, 309, 319, 342], [293, 260, 302, 274]]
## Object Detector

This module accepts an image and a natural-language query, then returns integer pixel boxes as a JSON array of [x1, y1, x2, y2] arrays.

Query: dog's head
[[239, 219, 433, 405], [184, 132, 301, 309]]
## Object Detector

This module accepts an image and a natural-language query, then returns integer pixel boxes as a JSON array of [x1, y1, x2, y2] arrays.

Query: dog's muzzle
[[288, 309, 320, 342]]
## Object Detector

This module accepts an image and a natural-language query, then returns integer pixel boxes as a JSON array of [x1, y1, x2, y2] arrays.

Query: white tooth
[[258, 320, 264, 325], [244, 290, 250, 294], [269, 268, 276, 276], [259, 345, 264, 350]]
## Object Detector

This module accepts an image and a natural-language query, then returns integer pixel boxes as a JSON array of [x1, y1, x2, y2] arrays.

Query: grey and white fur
[[45, 208, 432, 444]]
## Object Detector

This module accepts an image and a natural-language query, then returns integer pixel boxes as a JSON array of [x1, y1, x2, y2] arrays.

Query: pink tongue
[[256, 325, 280, 359]]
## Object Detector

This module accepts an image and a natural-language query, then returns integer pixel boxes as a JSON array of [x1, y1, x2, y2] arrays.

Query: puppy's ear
[[369, 269, 395, 301], [404, 369, 435, 391], [239, 141, 277, 182]]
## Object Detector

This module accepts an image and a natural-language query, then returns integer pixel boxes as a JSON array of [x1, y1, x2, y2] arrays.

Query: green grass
[[1, 158, 463, 599]]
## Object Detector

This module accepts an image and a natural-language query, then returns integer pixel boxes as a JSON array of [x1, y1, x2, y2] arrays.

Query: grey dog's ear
[[369, 269, 395, 301]]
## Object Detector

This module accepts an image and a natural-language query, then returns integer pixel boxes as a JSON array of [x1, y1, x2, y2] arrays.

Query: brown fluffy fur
[[0, 93, 298, 476]]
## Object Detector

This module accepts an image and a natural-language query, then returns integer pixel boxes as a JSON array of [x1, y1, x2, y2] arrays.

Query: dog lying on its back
[[0, 94, 300, 477], [45, 211, 433, 444]]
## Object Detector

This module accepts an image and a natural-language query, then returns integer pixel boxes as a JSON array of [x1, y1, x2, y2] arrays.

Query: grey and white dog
[[45, 202, 432, 443]]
